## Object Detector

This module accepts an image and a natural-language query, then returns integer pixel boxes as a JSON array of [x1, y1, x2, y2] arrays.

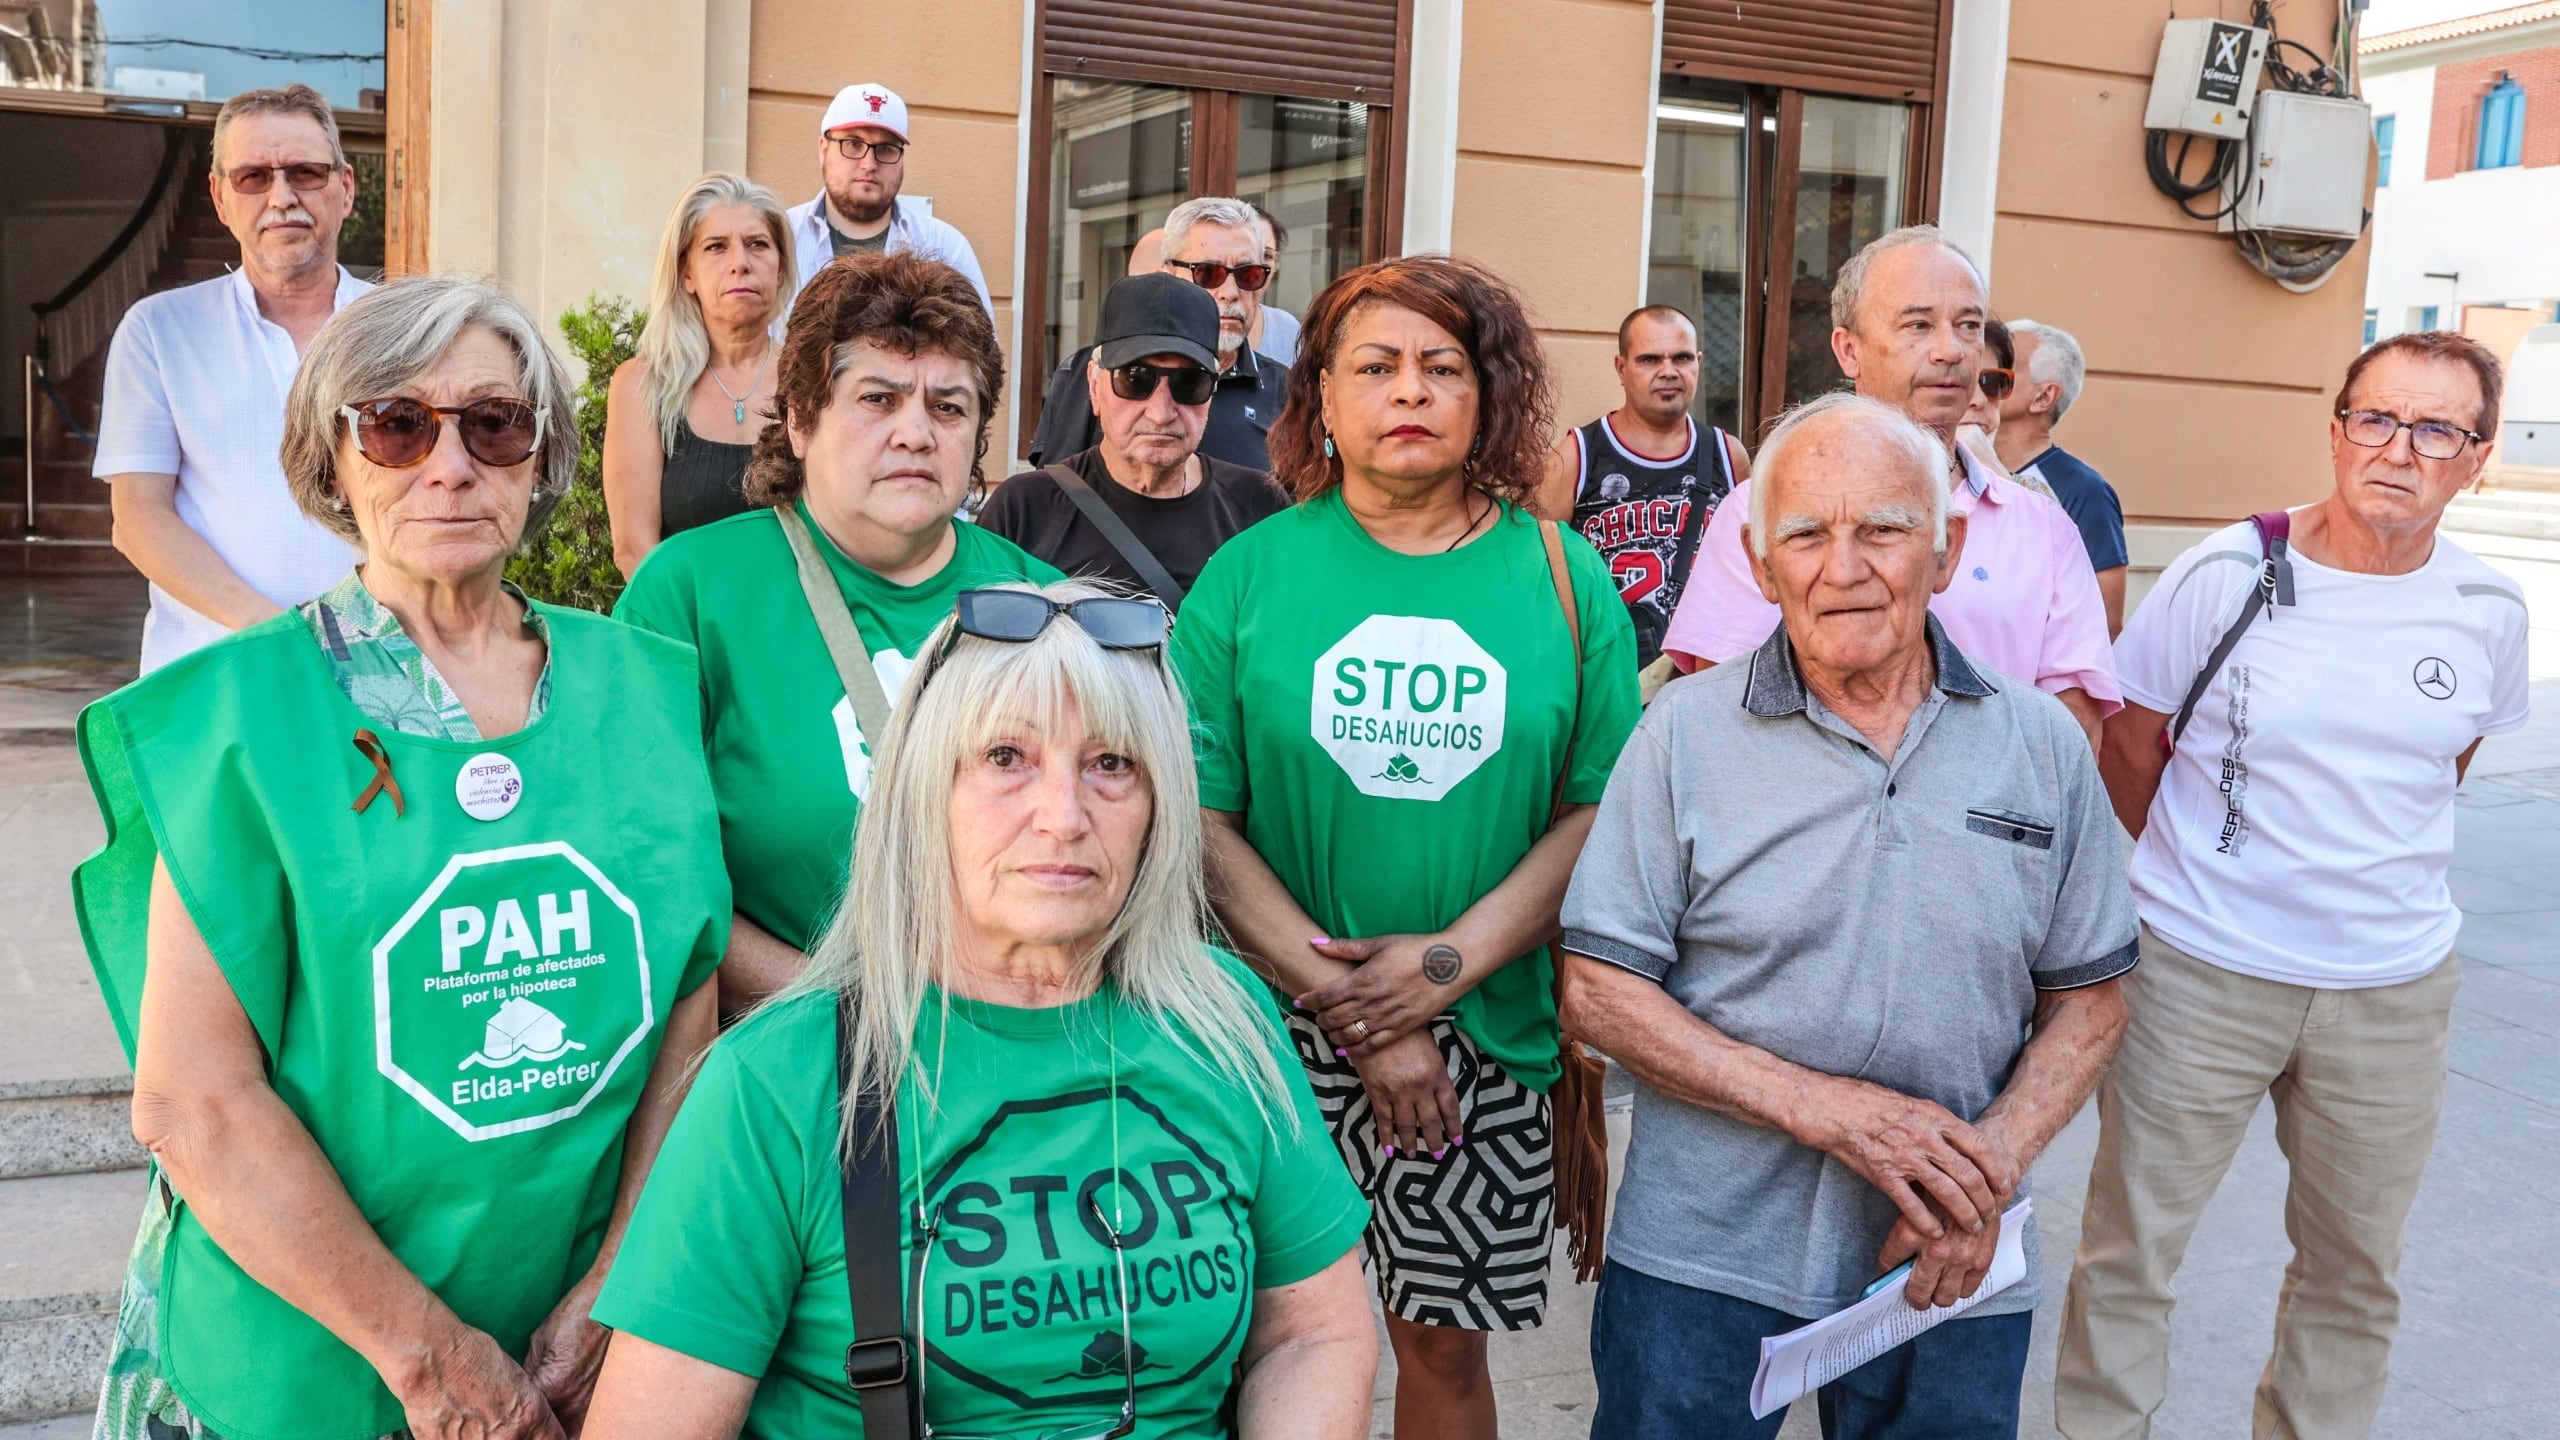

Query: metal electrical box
[[2145, 18, 2271, 137], [2229, 91, 2374, 239]]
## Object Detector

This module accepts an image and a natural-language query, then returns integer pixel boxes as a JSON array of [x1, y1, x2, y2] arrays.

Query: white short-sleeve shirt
[[94, 267, 369, 671], [2117, 520, 2530, 988]]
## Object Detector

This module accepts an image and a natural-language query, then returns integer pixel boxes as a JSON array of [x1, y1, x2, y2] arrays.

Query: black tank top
[[659, 420, 756, 537], [1569, 415, 1734, 668]]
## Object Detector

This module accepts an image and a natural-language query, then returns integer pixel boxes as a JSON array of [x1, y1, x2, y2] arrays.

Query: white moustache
[[260, 207, 317, 231]]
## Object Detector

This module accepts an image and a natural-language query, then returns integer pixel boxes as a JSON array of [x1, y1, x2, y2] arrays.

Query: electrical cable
[[2142, 0, 2367, 287]]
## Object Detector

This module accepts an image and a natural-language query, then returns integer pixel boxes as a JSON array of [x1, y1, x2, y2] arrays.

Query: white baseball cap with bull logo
[[820, 82, 910, 141]]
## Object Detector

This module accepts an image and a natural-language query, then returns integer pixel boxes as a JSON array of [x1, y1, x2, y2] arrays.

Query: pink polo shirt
[[1658, 449, 2121, 711]]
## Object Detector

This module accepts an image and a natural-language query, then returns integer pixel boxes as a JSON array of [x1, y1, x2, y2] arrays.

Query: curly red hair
[[745, 252, 1004, 505], [1268, 254, 1554, 506]]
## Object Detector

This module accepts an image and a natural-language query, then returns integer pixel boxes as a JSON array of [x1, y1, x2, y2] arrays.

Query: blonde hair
[[782, 579, 1297, 1147], [633, 172, 795, 452]]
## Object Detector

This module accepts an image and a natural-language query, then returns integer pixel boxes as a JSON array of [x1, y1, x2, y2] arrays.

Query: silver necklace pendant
[[733, 400, 747, 425]]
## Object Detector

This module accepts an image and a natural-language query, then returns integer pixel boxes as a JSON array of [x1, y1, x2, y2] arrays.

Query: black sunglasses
[[1163, 259, 1271, 292], [1108, 361, 1215, 407], [915, 590, 1171, 697], [1977, 368, 2015, 400]]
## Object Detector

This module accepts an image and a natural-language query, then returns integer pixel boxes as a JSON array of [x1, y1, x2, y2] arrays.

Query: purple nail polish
[[1334, 1048, 1347, 1058], [1452, 1134, 1465, 1146], [1383, 1145, 1396, 1157], [1311, 936, 1331, 946], [1432, 1147, 1446, 1160]]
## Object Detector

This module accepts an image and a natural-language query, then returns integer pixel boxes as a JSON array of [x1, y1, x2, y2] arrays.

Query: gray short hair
[[2009, 319, 2087, 421], [213, 83, 345, 168], [1749, 392, 1950, 557], [281, 274, 580, 549], [1829, 224, 1987, 332], [1161, 196, 1261, 257]]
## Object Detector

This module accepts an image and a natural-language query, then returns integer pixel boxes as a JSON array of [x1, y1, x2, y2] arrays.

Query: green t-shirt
[[830, 223, 891, 258], [1170, 493, 1640, 1090], [592, 956, 1368, 1440], [615, 507, 1062, 951]]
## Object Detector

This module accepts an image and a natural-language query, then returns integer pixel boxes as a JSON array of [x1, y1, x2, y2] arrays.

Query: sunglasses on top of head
[[1163, 259, 1272, 293], [1108, 362, 1216, 406], [339, 396, 548, 469], [913, 588, 1171, 698]]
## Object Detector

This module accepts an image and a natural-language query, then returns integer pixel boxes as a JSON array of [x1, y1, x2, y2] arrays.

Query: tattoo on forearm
[[1421, 944, 1462, 985]]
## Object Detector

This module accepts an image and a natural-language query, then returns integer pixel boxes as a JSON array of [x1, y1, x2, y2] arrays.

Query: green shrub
[[508, 295, 644, 613]]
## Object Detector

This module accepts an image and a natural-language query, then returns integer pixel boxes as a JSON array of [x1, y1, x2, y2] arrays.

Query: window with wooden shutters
[[1660, 0, 1950, 104], [1043, 0, 1402, 106], [1021, 0, 1410, 451]]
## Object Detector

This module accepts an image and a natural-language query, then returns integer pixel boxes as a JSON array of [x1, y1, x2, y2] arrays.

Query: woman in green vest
[[616, 251, 1061, 1015], [582, 578, 1377, 1439], [1168, 256, 1640, 1440], [75, 275, 733, 1440]]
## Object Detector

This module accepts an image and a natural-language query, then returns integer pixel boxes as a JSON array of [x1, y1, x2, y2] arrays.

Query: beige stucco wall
[[430, 0, 721, 345], [1994, 0, 2370, 545], [1447, 0, 1658, 435], [743, 0, 1030, 462]]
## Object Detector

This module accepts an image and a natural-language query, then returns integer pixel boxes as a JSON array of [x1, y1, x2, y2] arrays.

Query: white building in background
[[2363, 4, 2560, 341]]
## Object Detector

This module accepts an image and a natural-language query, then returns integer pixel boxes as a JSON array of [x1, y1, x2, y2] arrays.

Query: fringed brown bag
[[1537, 520, 1609, 1284]]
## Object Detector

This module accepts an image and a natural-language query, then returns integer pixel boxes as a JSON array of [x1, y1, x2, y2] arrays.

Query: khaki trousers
[[2054, 926, 2459, 1440]]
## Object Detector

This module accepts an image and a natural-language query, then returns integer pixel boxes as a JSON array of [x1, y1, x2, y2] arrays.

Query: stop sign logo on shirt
[[373, 841, 654, 1143], [1311, 615, 1507, 800]]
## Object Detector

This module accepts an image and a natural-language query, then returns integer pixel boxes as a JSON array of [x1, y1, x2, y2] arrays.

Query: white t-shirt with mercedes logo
[[2117, 521, 2529, 988]]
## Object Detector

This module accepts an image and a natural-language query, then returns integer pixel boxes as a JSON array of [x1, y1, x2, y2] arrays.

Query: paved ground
[[5, 549, 2558, 1439]]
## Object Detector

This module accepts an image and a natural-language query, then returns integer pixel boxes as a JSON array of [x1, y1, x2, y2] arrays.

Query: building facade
[[2, 0, 2376, 590], [2362, 2, 2560, 467]]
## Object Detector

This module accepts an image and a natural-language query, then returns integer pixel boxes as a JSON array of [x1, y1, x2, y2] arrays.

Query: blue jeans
[[1589, 1259, 2033, 1440]]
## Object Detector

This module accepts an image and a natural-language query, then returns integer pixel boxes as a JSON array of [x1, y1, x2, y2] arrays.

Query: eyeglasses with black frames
[[831, 135, 908, 164], [2337, 408, 2482, 461]]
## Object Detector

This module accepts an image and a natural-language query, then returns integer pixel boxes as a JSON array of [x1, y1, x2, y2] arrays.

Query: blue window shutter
[[2478, 81, 2526, 168], [2376, 115, 2395, 185], [2420, 306, 2441, 330], [2365, 310, 2379, 344]]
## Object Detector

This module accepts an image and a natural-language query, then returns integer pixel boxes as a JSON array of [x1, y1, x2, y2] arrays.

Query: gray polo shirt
[[1560, 619, 2136, 1319]]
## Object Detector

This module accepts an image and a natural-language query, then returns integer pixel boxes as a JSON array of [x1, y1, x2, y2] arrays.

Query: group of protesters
[[70, 75, 2524, 1440]]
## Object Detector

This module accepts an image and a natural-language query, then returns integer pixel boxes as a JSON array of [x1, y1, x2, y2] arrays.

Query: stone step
[[0, 1167, 143, 1424], [0, 1414, 93, 1437], [2444, 495, 2560, 542], [0, 1077, 141, 1184]]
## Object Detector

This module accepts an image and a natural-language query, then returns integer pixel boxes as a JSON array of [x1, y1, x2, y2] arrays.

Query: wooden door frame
[[385, 0, 432, 276]]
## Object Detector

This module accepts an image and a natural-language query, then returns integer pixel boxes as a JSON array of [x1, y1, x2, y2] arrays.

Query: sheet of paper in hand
[[1748, 1199, 2033, 1420]]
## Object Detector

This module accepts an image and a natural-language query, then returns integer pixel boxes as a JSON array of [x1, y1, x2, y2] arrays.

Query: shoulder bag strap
[[837, 993, 922, 1437], [1043, 463, 1187, 611], [2167, 509, 2294, 746], [775, 504, 898, 749], [1539, 520, 1585, 814]]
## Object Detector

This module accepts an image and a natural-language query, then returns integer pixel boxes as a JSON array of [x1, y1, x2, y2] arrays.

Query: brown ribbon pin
[[351, 728, 406, 817]]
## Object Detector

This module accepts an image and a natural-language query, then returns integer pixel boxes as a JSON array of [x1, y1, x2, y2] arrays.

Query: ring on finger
[[1349, 1018, 1371, 1039]]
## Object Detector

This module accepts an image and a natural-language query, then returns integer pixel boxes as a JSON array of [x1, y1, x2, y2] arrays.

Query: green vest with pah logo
[[73, 606, 731, 1440]]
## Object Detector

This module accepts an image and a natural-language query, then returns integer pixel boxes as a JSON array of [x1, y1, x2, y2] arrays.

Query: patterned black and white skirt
[[1282, 1012, 1555, 1331]]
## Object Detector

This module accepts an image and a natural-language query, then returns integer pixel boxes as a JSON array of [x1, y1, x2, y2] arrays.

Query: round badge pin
[[455, 753, 524, 821]]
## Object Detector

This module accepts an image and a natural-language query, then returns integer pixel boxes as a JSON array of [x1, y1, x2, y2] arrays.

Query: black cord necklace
[[1442, 491, 1490, 553]]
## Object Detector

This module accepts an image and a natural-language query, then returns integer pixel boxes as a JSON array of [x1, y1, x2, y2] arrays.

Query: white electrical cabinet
[[2228, 91, 2373, 239], [2145, 18, 2270, 137]]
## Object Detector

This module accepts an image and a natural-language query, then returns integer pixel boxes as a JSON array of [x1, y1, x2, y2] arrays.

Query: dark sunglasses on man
[[1163, 259, 1272, 293], [1107, 361, 1216, 407], [339, 396, 548, 470], [1977, 368, 2015, 401], [228, 162, 342, 195]]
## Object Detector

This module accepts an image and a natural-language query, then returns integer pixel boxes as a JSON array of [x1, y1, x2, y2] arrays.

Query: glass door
[[1044, 78, 1194, 380], [1647, 80, 1919, 438]]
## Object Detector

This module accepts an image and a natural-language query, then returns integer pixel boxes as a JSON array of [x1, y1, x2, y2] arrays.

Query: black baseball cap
[[1094, 273, 1220, 371]]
